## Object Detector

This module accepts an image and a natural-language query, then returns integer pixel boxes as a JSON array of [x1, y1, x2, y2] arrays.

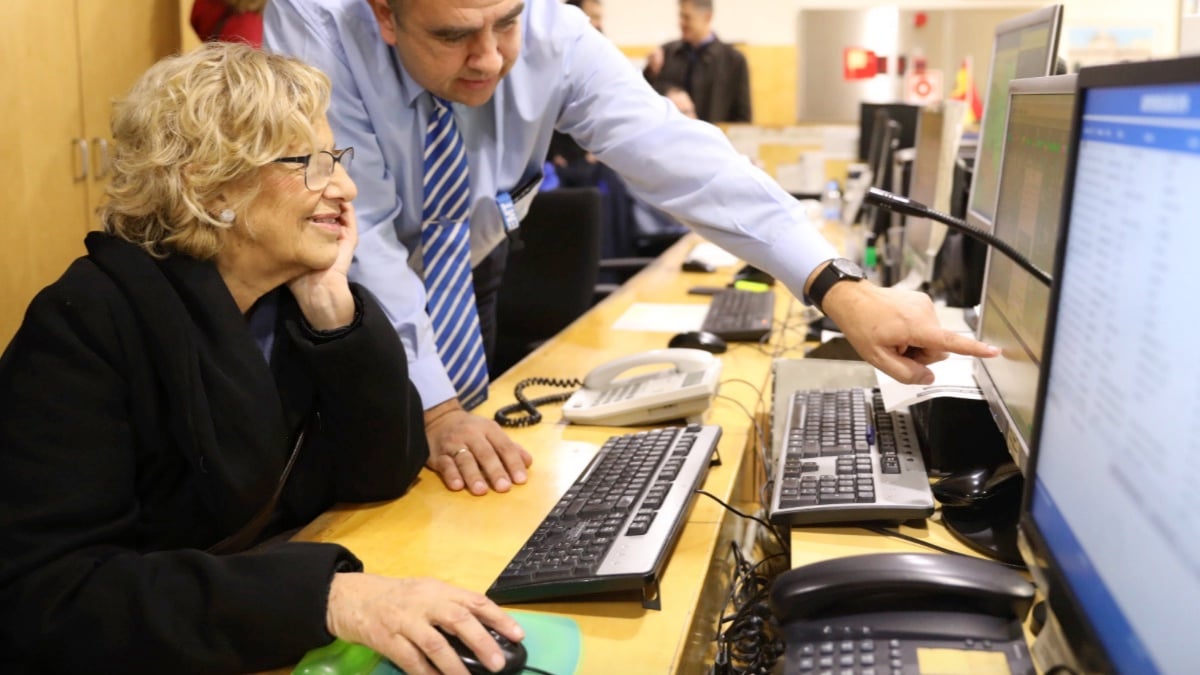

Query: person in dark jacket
[[644, 0, 752, 124], [0, 42, 521, 675]]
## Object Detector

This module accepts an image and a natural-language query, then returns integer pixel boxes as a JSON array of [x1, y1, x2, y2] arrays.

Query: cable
[[713, 379, 773, 507], [520, 666, 558, 675], [696, 489, 789, 560], [864, 186, 1051, 286], [493, 377, 582, 428], [859, 524, 1028, 571], [708, 540, 788, 675]]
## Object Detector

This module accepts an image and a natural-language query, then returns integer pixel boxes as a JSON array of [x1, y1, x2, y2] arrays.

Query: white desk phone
[[561, 348, 722, 426]]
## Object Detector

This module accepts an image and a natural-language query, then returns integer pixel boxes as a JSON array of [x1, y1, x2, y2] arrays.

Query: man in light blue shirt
[[265, 0, 998, 496]]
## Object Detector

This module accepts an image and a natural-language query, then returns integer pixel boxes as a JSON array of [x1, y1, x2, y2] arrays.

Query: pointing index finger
[[928, 330, 1000, 358]]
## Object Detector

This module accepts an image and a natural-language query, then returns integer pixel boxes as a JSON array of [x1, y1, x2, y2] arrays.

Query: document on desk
[[611, 303, 708, 333], [875, 354, 984, 411], [685, 241, 740, 269]]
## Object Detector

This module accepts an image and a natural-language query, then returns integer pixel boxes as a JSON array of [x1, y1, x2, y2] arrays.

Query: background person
[[644, 0, 752, 123]]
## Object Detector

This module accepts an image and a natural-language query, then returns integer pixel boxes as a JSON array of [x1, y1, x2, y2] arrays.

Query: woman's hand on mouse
[[325, 573, 524, 675]]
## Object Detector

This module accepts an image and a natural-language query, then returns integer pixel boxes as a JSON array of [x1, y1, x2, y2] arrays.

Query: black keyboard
[[486, 425, 721, 609], [768, 388, 934, 526], [701, 289, 774, 341]]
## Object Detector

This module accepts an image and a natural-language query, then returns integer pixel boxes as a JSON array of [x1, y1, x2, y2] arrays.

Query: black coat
[[0, 233, 428, 673], [649, 37, 752, 124]]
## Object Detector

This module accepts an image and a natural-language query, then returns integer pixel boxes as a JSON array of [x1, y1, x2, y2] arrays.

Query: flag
[[950, 57, 983, 126]]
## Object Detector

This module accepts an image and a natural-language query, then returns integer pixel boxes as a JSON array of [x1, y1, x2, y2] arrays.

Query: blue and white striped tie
[[421, 97, 488, 409]]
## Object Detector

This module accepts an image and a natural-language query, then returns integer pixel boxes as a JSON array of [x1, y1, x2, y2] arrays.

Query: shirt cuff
[[407, 352, 459, 411]]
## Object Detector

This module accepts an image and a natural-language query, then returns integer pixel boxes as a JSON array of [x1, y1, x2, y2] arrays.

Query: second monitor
[[974, 74, 1076, 473]]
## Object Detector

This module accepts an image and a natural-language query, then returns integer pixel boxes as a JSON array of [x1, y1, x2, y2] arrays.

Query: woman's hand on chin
[[290, 203, 358, 330]]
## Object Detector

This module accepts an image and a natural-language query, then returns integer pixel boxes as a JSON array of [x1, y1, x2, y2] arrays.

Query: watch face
[[831, 258, 865, 279]]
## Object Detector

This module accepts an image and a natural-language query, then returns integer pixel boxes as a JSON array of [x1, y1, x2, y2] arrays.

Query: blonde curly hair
[[101, 41, 331, 259]]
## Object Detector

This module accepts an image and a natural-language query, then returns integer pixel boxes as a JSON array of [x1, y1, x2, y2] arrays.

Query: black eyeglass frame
[[272, 147, 355, 191]]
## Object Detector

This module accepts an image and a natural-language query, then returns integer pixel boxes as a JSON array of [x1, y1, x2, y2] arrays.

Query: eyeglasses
[[272, 147, 355, 191]]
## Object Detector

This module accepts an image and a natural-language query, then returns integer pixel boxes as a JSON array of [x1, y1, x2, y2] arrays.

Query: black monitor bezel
[[1020, 53, 1200, 674], [972, 73, 1076, 473], [964, 4, 1064, 233]]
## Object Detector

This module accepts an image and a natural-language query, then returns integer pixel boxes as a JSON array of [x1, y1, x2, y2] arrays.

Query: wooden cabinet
[[0, 0, 180, 347]]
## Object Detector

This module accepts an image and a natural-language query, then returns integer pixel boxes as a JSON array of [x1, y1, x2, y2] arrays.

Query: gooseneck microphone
[[865, 187, 1052, 287]]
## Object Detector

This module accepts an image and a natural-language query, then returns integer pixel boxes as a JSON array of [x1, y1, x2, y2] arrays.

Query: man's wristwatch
[[804, 258, 866, 312]]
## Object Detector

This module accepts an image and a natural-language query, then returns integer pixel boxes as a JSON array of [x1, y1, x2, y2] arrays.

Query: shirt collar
[[392, 46, 426, 109]]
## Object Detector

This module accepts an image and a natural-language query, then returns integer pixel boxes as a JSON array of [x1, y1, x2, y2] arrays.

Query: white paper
[[685, 241, 740, 269], [875, 354, 985, 411], [611, 303, 709, 333]]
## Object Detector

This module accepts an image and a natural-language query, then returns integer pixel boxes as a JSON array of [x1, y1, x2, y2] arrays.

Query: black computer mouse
[[734, 264, 775, 286], [681, 259, 716, 273], [932, 462, 1023, 508], [668, 330, 728, 354], [437, 627, 527, 675]]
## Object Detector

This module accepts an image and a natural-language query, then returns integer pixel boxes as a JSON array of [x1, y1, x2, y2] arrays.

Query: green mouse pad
[[293, 610, 581, 675]]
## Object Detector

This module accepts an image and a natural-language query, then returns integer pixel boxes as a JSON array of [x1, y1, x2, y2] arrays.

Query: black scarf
[[84, 232, 304, 537]]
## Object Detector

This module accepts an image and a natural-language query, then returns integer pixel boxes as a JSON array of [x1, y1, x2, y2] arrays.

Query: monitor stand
[[939, 487, 1023, 566]]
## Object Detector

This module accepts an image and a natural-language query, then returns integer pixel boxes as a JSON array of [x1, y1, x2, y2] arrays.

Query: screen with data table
[[977, 85, 1073, 449], [1031, 78, 1200, 674]]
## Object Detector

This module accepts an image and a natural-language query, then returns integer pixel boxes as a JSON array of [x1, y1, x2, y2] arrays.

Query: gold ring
[[454, 447, 469, 457]]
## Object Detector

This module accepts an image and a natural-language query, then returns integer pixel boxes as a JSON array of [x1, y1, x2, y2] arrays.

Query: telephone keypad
[[789, 625, 1027, 675]]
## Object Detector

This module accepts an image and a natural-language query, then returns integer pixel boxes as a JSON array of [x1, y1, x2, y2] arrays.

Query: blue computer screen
[[1031, 81, 1200, 674]]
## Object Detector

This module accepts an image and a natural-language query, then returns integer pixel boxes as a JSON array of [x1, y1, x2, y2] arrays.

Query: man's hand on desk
[[821, 282, 1000, 385], [325, 573, 524, 675], [425, 399, 533, 495]]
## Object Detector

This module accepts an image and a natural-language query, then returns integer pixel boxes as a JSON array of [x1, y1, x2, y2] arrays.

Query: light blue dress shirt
[[264, 0, 836, 409]]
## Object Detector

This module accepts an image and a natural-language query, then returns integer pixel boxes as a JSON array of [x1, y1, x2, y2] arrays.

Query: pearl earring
[[219, 209, 235, 223]]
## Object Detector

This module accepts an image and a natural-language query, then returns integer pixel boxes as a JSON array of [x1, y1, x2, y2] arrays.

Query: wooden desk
[[289, 234, 790, 673], [286, 232, 997, 674]]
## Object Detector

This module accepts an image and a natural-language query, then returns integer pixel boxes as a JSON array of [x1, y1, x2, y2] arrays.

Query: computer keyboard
[[486, 424, 721, 609], [701, 288, 775, 341], [769, 388, 934, 526]]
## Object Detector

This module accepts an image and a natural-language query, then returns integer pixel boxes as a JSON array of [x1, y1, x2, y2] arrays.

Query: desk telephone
[[494, 348, 721, 427], [770, 552, 1037, 674], [563, 348, 721, 426]]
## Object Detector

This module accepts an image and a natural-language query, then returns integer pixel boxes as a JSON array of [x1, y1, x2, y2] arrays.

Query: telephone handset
[[770, 553, 1037, 674], [560, 348, 721, 426]]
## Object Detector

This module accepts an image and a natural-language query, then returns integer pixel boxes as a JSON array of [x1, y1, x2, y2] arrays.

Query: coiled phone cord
[[493, 377, 583, 428]]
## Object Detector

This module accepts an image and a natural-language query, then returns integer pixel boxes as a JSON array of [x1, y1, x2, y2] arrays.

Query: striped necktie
[[421, 97, 488, 409]]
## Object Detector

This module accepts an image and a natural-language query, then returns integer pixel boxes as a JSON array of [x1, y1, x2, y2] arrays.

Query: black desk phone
[[770, 553, 1036, 675]]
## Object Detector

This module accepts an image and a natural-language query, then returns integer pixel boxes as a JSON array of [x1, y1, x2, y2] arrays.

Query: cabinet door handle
[[92, 138, 111, 179], [73, 138, 89, 181]]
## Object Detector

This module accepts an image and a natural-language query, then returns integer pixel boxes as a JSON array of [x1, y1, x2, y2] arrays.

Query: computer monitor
[[856, 114, 900, 237], [864, 109, 897, 187], [1020, 54, 1200, 673], [973, 74, 1075, 472], [965, 5, 1064, 232], [899, 101, 967, 286], [858, 103, 920, 164]]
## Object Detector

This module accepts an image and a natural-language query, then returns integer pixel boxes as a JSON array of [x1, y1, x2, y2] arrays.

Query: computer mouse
[[681, 259, 716, 273], [734, 264, 775, 286], [668, 330, 728, 354], [436, 627, 527, 675], [932, 462, 1023, 508]]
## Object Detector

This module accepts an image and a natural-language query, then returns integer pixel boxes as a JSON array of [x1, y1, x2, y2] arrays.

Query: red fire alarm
[[914, 12, 928, 28]]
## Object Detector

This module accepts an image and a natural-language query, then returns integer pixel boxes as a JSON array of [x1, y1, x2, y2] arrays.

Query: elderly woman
[[0, 43, 521, 674]]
